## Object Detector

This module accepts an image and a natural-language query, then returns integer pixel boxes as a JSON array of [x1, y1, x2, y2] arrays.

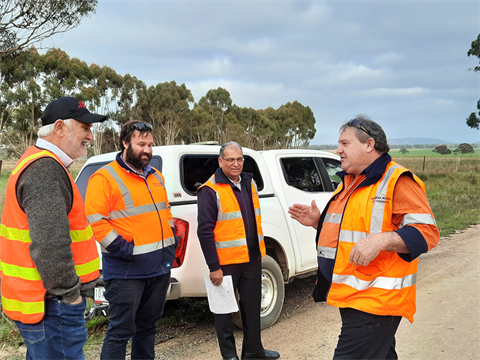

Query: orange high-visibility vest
[[0, 146, 99, 324], [323, 161, 436, 322], [199, 175, 266, 265], [85, 160, 176, 254]]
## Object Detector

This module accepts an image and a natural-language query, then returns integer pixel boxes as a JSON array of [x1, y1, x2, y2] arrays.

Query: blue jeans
[[15, 295, 88, 360], [100, 273, 171, 360]]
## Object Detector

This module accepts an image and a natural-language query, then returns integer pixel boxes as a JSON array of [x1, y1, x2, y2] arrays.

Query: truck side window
[[321, 158, 342, 189], [181, 155, 264, 195], [281, 157, 324, 192]]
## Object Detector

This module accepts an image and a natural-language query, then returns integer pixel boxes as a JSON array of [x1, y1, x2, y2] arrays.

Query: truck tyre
[[233, 255, 285, 330]]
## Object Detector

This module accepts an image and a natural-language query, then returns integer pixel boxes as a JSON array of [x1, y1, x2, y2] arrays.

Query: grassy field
[[389, 148, 480, 157], [0, 155, 479, 351]]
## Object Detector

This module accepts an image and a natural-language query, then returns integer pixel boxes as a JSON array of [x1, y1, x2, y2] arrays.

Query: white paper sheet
[[204, 275, 239, 314]]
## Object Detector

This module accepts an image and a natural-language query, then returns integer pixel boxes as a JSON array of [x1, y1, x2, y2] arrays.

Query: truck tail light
[[173, 218, 189, 268]]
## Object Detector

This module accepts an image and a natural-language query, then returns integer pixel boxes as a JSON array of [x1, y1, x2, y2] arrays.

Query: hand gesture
[[288, 200, 321, 229]]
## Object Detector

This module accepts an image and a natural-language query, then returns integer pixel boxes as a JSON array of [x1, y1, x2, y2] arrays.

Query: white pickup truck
[[76, 144, 341, 328]]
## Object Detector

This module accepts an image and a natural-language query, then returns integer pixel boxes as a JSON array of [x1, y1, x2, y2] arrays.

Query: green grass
[[421, 171, 480, 237], [390, 148, 480, 157]]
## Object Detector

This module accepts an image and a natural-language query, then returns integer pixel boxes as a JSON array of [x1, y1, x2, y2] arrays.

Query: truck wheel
[[232, 255, 285, 330]]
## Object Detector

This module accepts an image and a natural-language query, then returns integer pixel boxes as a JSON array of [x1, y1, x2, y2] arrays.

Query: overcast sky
[[46, 0, 479, 145]]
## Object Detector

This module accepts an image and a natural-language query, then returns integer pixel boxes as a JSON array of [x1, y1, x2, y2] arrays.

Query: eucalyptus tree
[[198, 87, 232, 144], [0, 47, 44, 155], [0, 0, 98, 55], [231, 105, 277, 150], [187, 105, 217, 143], [115, 73, 145, 125], [133, 81, 193, 145], [268, 101, 316, 149], [41, 47, 90, 99]]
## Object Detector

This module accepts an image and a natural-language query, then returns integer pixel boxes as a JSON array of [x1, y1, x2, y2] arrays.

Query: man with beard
[[85, 120, 178, 360]]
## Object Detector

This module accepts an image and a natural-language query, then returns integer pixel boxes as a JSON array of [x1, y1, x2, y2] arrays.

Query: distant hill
[[388, 137, 452, 145]]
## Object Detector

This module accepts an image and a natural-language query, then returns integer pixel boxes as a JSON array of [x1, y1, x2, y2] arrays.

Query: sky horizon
[[43, 0, 480, 145]]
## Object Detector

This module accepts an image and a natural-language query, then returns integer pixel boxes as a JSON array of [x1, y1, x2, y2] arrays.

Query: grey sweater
[[16, 157, 96, 304]]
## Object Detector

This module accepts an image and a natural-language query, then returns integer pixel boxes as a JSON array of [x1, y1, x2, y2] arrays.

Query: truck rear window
[[181, 155, 263, 195]]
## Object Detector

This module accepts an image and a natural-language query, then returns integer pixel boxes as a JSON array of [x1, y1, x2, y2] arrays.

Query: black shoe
[[241, 349, 280, 360], [223, 356, 239, 360]]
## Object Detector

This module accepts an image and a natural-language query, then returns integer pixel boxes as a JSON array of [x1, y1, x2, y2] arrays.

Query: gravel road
[[149, 224, 480, 360], [2, 224, 478, 360]]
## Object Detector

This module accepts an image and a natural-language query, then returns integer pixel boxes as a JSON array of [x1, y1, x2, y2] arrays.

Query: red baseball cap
[[41, 97, 107, 126]]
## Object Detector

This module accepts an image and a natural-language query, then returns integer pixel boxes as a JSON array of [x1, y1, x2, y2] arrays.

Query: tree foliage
[[433, 145, 452, 155], [399, 147, 409, 154], [467, 33, 480, 130], [0, 0, 98, 55], [454, 143, 474, 155], [0, 46, 318, 158], [466, 112, 479, 130], [467, 33, 480, 72]]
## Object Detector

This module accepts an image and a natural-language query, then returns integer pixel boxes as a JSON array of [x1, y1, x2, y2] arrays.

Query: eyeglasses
[[222, 157, 244, 164], [347, 118, 372, 137], [132, 122, 153, 131]]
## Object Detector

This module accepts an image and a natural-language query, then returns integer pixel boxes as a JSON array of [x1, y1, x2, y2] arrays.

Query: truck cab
[[76, 145, 341, 328]]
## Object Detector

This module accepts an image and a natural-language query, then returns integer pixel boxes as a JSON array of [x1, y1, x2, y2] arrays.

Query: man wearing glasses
[[197, 141, 280, 360], [289, 115, 439, 359], [85, 120, 178, 359]]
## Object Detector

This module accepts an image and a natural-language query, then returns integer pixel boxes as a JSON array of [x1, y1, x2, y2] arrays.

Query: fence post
[[422, 157, 426, 171], [456, 156, 460, 172]]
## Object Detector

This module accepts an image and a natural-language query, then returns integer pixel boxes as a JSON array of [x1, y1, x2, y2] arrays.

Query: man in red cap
[[0, 97, 106, 360]]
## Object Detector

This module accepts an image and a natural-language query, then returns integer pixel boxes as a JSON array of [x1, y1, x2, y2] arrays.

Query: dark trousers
[[215, 256, 264, 358], [333, 308, 402, 360], [100, 273, 170, 360]]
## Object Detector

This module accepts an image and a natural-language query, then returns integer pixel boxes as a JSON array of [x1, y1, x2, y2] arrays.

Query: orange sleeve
[[392, 174, 440, 257]]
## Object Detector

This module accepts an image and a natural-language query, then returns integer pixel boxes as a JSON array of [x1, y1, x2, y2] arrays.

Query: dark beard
[[125, 145, 152, 170]]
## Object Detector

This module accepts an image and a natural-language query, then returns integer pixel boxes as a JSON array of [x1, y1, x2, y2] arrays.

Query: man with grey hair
[[289, 115, 439, 359], [0, 96, 106, 359], [197, 141, 280, 360]]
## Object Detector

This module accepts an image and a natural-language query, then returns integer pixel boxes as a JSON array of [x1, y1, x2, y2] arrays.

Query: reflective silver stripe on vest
[[110, 202, 167, 220], [87, 213, 109, 224], [152, 172, 165, 188], [339, 230, 367, 243], [104, 164, 167, 220], [370, 165, 401, 234], [401, 213, 437, 228], [215, 238, 248, 249], [317, 245, 336, 259], [324, 213, 343, 224], [133, 236, 176, 255], [332, 272, 417, 290], [99, 229, 120, 252], [104, 165, 135, 209], [209, 175, 263, 249], [217, 210, 243, 222], [252, 180, 259, 193]]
